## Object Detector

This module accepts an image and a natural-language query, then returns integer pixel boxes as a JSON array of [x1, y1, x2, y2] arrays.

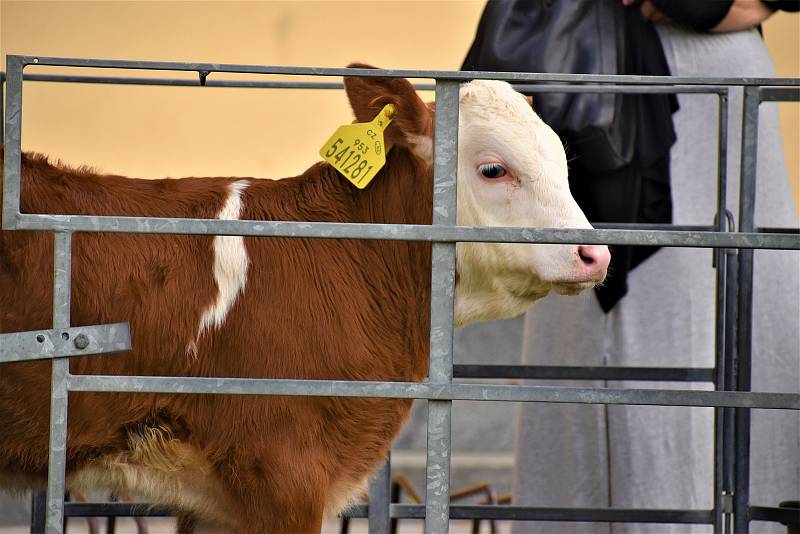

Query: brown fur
[[0, 66, 435, 533]]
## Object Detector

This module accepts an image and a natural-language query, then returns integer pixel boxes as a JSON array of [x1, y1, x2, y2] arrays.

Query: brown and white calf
[[0, 66, 609, 532]]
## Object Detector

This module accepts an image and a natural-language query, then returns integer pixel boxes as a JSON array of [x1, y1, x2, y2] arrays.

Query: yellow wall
[[763, 14, 800, 210], [0, 1, 797, 207], [0, 1, 485, 180]]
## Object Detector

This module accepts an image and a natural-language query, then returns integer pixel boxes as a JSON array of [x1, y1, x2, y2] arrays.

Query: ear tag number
[[319, 104, 396, 189]]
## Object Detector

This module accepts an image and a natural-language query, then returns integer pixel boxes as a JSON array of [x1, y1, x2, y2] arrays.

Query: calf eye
[[478, 163, 507, 179]]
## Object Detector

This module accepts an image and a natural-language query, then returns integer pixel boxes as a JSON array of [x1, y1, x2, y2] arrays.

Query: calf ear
[[344, 63, 434, 163]]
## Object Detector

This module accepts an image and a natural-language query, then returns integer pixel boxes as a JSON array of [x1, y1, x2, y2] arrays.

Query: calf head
[[343, 67, 609, 328]]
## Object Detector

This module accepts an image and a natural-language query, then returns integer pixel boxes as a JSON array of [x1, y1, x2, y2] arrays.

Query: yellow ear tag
[[319, 103, 396, 189]]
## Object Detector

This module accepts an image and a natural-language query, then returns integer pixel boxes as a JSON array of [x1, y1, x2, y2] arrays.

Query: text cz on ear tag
[[319, 103, 396, 189]]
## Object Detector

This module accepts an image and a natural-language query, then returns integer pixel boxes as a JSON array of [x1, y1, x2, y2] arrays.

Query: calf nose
[[576, 244, 611, 282]]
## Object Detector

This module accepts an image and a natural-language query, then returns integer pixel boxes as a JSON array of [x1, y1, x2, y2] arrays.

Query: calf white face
[[454, 80, 609, 327]]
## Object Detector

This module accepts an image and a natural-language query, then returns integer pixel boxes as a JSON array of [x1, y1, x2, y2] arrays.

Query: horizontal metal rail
[[0, 323, 130, 363], [64, 501, 716, 524], [65, 375, 799, 410], [383, 505, 714, 523], [63, 502, 172, 518], [453, 365, 715, 382], [0, 72, 735, 95], [749, 506, 800, 525], [13, 55, 800, 85], [760, 87, 800, 102], [7, 214, 799, 249], [62, 502, 799, 525]]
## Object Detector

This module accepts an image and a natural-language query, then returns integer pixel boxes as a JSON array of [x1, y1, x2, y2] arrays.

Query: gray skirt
[[512, 25, 800, 534]]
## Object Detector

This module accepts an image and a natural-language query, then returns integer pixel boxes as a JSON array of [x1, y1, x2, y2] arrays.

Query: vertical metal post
[[30, 490, 47, 534], [367, 455, 391, 533], [1, 72, 6, 144], [424, 79, 459, 534], [712, 91, 729, 534], [3, 55, 24, 230], [45, 231, 72, 533], [733, 86, 760, 534], [722, 250, 739, 534]]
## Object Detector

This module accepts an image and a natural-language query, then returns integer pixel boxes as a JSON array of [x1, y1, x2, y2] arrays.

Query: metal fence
[[1, 55, 799, 534]]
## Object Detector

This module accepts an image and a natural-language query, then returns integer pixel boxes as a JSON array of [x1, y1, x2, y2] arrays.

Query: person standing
[[465, 1, 799, 532]]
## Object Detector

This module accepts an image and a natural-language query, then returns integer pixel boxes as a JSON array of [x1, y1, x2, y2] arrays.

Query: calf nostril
[[578, 247, 595, 266]]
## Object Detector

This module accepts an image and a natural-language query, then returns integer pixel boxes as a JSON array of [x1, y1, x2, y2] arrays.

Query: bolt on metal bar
[[0, 323, 131, 363], [45, 232, 72, 533], [734, 85, 762, 534], [424, 79, 459, 534], [16, 55, 800, 85]]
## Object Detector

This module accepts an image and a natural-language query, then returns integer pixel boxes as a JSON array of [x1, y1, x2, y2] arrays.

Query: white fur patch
[[195, 180, 250, 343]]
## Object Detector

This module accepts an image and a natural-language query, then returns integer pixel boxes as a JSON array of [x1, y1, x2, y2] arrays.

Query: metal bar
[[62, 502, 173, 517], [31, 491, 46, 534], [514, 84, 728, 94], [592, 223, 715, 230], [749, 505, 800, 525], [0, 323, 131, 363], [15, 55, 800, 85], [734, 85, 761, 534], [759, 87, 800, 102], [758, 226, 800, 234], [722, 250, 739, 534], [424, 78, 459, 534], [11, 214, 800, 249], [4, 74, 736, 95], [713, 268, 726, 534], [344, 505, 715, 523], [367, 456, 391, 533], [452, 365, 715, 382], [64, 375, 800, 410], [1, 70, 5, 143], [18, 74, 352, 90], [2, 55, 23, 230], [713, 90, 730, 534], [399, 505, 714, 523], [64, 501, 715, 524], [45, 232, 72, 533]]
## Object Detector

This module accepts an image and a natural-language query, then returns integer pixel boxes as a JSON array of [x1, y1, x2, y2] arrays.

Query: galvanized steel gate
[[1, 56, 799, 533]]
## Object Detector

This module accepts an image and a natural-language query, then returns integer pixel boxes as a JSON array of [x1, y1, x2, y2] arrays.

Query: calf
[[0, 66, 608, 533]]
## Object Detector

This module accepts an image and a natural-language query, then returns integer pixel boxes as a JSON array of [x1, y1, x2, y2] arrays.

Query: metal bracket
[[0, 322, 131, 363], [198, 70, 210, 86], [723, 492, 734, 514], [713, 210, 737, 268]]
